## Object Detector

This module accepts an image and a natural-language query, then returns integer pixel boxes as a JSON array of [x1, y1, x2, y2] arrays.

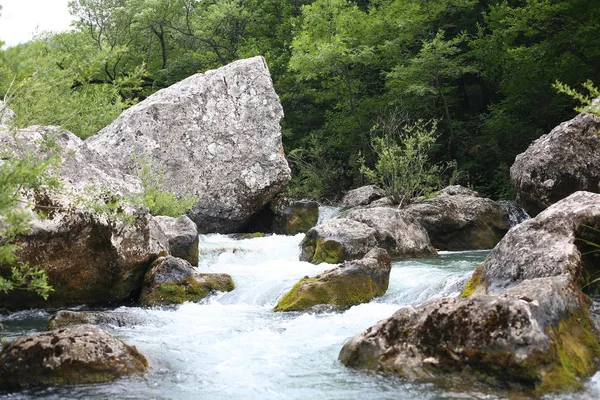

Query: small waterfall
[[317, 205, 343, 225], [500, 200, 530, 227]]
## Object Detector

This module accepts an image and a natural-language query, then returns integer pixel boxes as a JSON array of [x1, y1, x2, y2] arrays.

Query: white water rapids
[[3, 220, 600, 399]]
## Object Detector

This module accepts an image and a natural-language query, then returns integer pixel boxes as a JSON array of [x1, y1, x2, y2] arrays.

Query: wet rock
[[48, 310, 154, 330], [0, 325, 148, 389], [405, 186, 511, 250], [153, 215, 199, 265], [87, 56, 291, 233], [275, 248, 391, 312], [139, 256, 234, 306], [0, 210, 169, 310], [341, 185, 382, 207], [343, 207, 435, 258], [300, 218, 378, 264], [511, 107, 600, 216], [339, 191, 600, 394], [241, 197, 319, 235]]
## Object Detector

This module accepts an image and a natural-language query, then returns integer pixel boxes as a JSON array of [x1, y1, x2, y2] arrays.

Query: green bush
[[360, 116, 452, 207]]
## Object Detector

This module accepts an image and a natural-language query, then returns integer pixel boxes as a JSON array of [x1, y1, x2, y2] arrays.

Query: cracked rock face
[[0, 325, 148, 389], [86, 56, 291, 233], [511, 108, 600, 216]]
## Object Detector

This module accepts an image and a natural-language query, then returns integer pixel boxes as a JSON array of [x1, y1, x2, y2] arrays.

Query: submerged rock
[[0, 210, 169, 310], [153, 215, 199, 265], [339, 191, 600, 394], [405, 186, 511, 250], [139, 256, 234, 306], [87, 56, 291, 233], [341, 185, 382, 207], [275, 248, 391, 312], [0, 325, 148, 390], [48, 310, 155, 330], [511, 107, 600, 216]]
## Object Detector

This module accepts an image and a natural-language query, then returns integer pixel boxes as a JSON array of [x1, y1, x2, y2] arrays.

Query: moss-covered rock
[[230, 232, 267, 240], [340, 192, 600, 394], [48, 310, 154, 330], [139, 256, 234, 306], [275, 248, 391, 312], [0, 325, 148, 390]]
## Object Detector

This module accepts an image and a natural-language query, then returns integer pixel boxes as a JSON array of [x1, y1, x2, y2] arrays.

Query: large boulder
[[275, 248, 391, 312], [86, 56, 291, 233], [0, 101, 15, 126], [341, 185, 382, 207], [0, 209, 169, 310], [405, 186, 511, 250], [139, 256, 234, 306], [153, 215, 199, 265], [339, 191, 600, 394], [511, 108, 600, 216], [0, 325, 148, 389]]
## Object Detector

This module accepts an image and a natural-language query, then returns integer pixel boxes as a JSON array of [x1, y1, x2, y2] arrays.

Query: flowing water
[[2, 220, 600, 399]]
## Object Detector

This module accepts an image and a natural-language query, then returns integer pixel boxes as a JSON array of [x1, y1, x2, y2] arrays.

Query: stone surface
[[139, 256, 234, 306], [341, 185, 382, 207], [269, 197, 319, 235], [511, 109, 600, 216], [405, 186, 511, 250], [0, 210, 169, 310], [86, 56, 291, 233], [300, 218, 379, 264], [0, 325, 148, 389], [0, 101, 15, 126], [343, 207, 435, 258], [275, 248, 391, 312], [339, 191, 600, 394], [48, 310, 155, 330], [153, 215, 199, 265]]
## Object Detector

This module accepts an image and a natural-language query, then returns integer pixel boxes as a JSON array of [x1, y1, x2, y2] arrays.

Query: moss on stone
[[312, 239, 344, 264], [460, 265, 486, 298], [232, 232, 266, 240], [140, 274, 234, 306], [283, 207, 319, 235], [274, 271, 382, 312]]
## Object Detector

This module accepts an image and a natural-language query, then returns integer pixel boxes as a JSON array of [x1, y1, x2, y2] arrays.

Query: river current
[[2, 209, 600, 399]]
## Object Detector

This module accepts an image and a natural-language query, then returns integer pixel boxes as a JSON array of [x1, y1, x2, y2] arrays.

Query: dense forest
[[1, 0, 599, 201]]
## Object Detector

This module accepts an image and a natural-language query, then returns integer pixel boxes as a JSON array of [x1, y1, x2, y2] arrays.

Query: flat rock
[[0, 325, 148, 389]]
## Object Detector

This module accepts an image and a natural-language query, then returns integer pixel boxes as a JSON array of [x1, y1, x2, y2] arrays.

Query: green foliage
[[554, 80, 600, 116], [132, 156, 196, 218], [360, 117, 451, 206], [0, 140, 59, 299]]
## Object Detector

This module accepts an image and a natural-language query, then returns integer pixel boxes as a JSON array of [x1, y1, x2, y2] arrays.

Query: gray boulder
[[86, 56, 291, 233], [139, 256, 234, 306], [0, 325, 148, 389], [0, 209, 169, 310], [0, 101, 15, 126], [343, 207, 435, 258], [339, 191, 600, 394], [511, 108, 600, 216], [405, 186, 511, 250], [300, 218, 378, 264], [275, 248, 391, 311], [341, 185, 382, 207], [153, 215, 199, 265]]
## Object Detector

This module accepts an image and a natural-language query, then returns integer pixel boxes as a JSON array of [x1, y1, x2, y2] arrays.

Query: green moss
[[460, 265, 486, 298], [284, 207, 319, 235], [232, 232, 266, 240], [274, 270, 383, 312], [312, 239, 344, 264], [140, 274, 234, 306]]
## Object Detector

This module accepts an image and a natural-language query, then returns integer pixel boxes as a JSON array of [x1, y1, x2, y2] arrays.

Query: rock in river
[[275, 248, 391, 312], [86, 56, 291, 233], [0, 325, 148, 390], [511, 105, 600, 216], [340, 191, 600, 394], [153, 215, 199, 265]]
